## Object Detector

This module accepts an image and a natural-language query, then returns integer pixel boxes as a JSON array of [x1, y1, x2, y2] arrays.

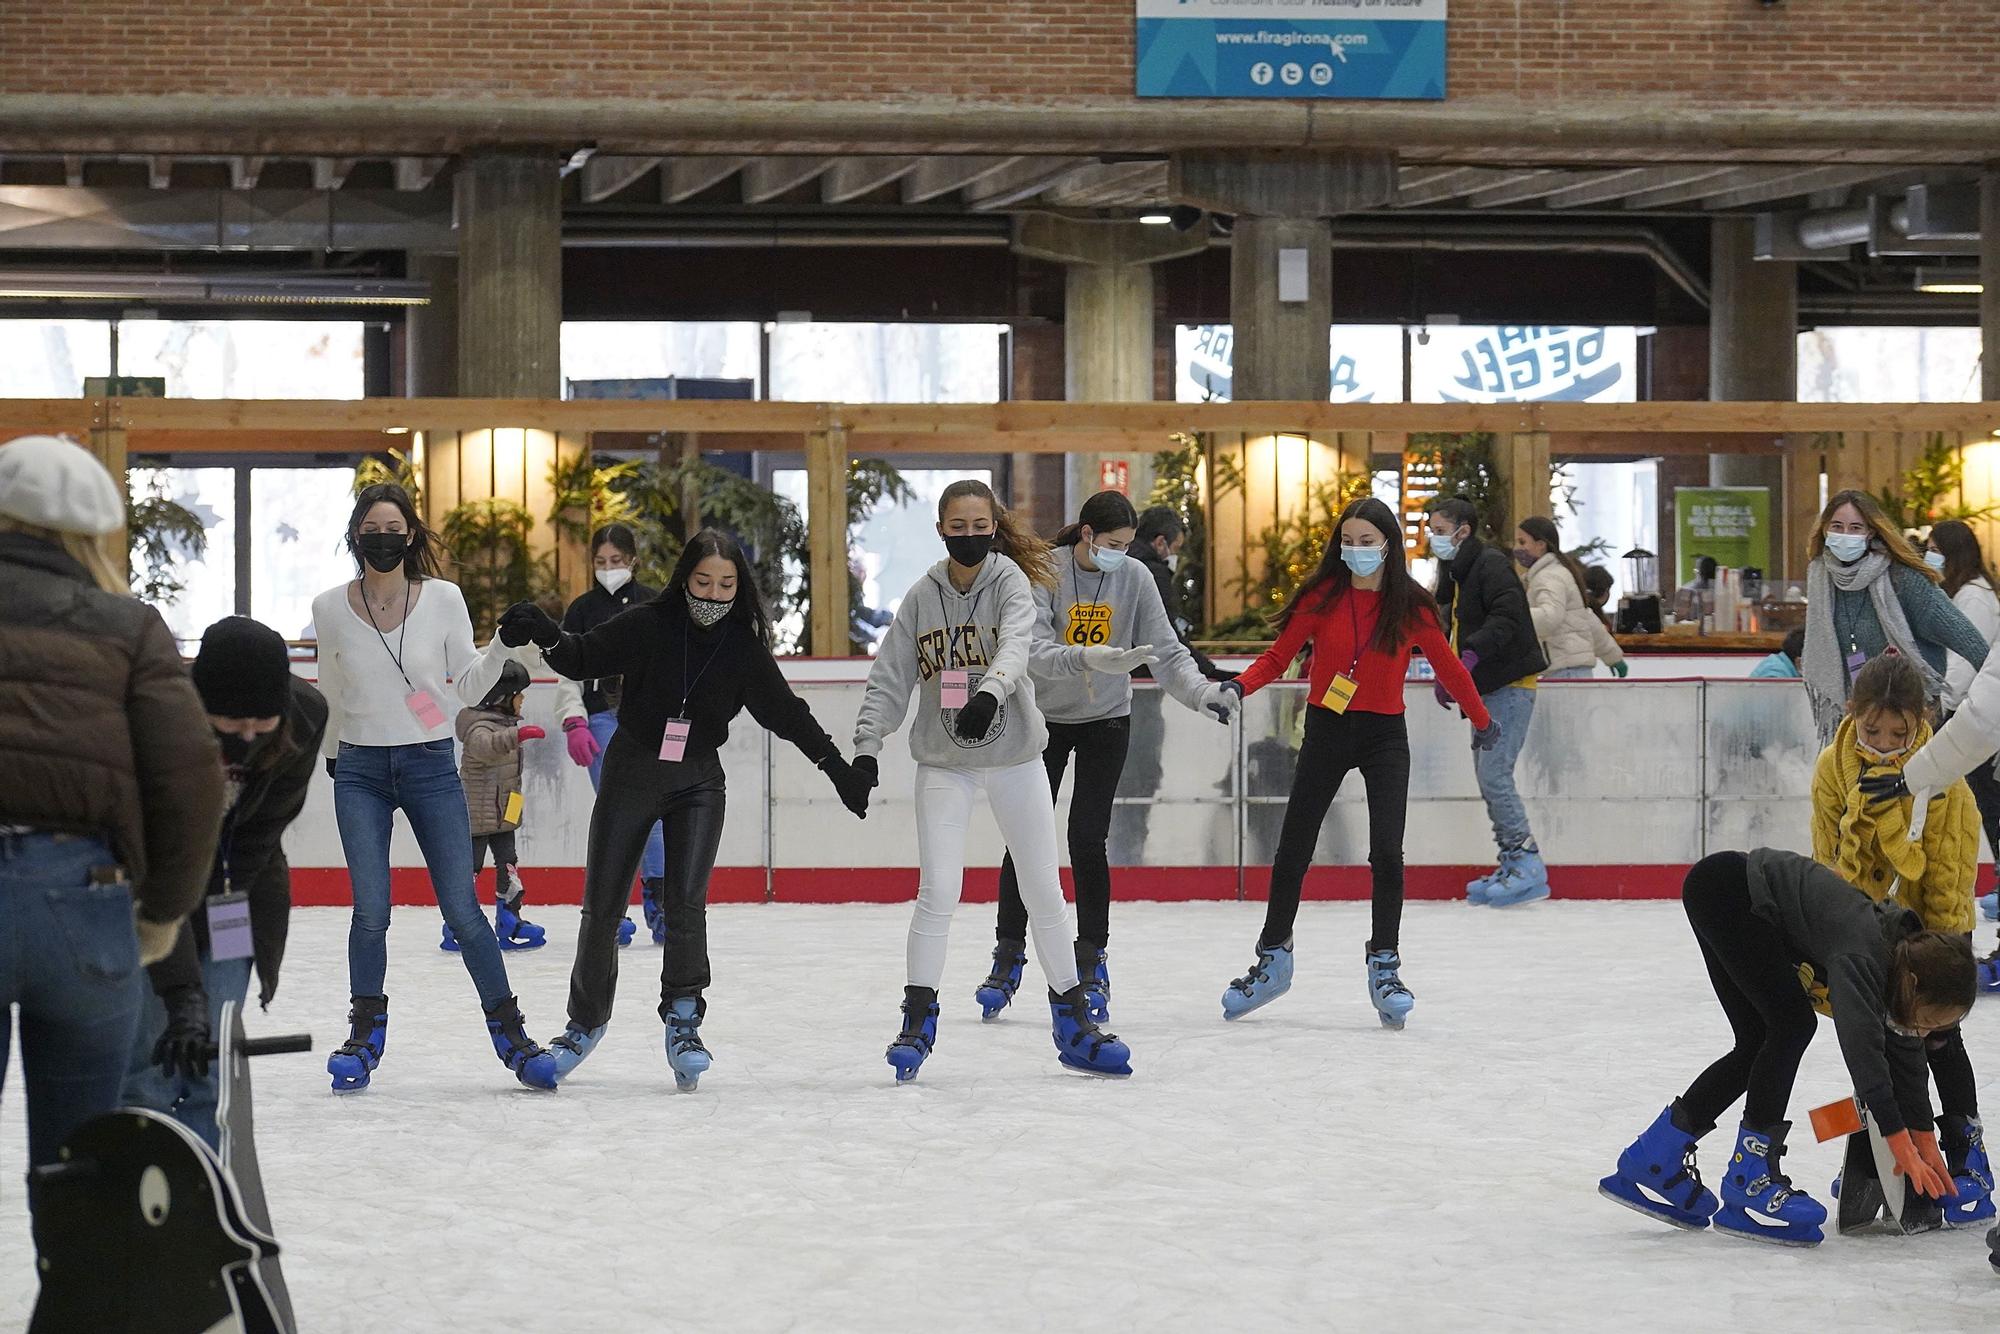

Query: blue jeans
[[588, 709, 665, 883], [1542, 666, 1593, 680], [120, 949, 253, 1151], [0, 833, 145, 1170], [333, 739, 510, 1008], [1474, 686, 1537, 852]]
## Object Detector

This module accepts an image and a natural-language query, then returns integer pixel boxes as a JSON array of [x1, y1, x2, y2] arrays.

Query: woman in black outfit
[[497, 529, 873, 1090]]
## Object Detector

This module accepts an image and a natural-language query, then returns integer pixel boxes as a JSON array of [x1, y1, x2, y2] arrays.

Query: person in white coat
[[1925, 520, 2000, 929], [1513, 517, 1628, 681]]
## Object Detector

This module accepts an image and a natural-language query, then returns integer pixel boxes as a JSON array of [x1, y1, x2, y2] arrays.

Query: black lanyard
[[936, 580, 990, 662], [1344, 589, 1369, 677], [679, 621, 727, 717], [1066, 552, 1109, 629], [359, 578, 415, 692]]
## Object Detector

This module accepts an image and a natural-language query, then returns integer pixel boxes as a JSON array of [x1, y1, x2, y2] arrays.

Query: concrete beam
[[963, 156, 1097, 210], [311, 157, 353, 191], [146, 155, 172, 190], [1463, 169, 1582, 208], [819, 156, 918, 203], [1011, 214, 1207, 269], [394, 156, 448, 192], [230, 155, 265, 190], [0, 185, 451, 250], [1170, 149, 1397, 218], [901, 156, 1020, 204], [579, 154, 658, 203], [1231, 216, 1332, 400], [739, 155, 832, 203], [1618, 167, 1759, 210], [661, 156, 748, 202], [1696, 165, 1895, 210]]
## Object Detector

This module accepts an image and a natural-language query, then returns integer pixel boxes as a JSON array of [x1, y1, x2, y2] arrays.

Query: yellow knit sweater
[[1810, 715, 1979, 934]]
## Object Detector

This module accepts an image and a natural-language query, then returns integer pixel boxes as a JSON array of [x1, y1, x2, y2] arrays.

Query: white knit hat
[[0, 435, 125, 536]]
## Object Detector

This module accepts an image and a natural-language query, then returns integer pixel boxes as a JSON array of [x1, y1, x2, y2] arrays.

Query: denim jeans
[[0, 832, 145, 1170], [1474, 686, 1537, 851], [120, 948, 253, 1151], [588, 710, 665, 882], [1542, 666, 1593, 680], [333, 739, 511, 1008]]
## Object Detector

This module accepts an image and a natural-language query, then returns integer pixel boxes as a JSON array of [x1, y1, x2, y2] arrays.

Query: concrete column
[[405, 251, 459, 397], [456, 153, 562, 398], [1982, 171, 2000, 401], [1708, 216, 1794, 566], [1229, 216, 1334, 401]]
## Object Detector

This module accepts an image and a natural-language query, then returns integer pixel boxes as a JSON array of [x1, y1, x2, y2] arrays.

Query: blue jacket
[[1748, 651, 1799, 679]]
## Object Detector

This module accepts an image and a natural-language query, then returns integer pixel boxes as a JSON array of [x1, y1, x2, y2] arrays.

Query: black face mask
[[356, 531, 408, 574], [944, 533, 995, 567]]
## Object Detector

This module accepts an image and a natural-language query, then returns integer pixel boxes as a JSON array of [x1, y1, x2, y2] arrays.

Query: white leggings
[[909, 759, 1080, 994]]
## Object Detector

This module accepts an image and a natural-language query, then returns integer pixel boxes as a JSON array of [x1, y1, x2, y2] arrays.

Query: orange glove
[[1885, 1129, 1958, 1199]]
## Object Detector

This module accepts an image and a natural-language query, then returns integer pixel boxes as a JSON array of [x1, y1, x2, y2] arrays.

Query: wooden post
[[806, 423, 849, 657], [1498, 430, 1551, 537], [1780, 436, 1823, 584], [551, 430, 591, 602], [87, 397, 129, 584]]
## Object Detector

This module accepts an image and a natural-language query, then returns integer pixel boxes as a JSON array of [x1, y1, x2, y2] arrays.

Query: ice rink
[[2, 899, 1994, 1333]]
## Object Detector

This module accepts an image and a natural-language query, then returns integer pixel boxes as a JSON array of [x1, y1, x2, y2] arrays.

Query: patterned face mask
[[686, 591, 733, 628]]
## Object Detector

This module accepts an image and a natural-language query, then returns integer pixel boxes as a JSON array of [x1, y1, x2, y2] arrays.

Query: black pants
[[996, 716, 1131, 952], [1260, 707, 1411, 953], [568, 733, 726, 1030], [1928, 1026, 1979, 1120], [471, 830, 521, 910], [1678, 851, 1820, 1132]]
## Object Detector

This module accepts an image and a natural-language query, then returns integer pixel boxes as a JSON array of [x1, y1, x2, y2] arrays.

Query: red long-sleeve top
[[1236, 586, 1492, 729]]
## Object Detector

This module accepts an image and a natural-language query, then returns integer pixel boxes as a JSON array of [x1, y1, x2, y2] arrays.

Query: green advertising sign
[[1674, 487, 1770, 585]]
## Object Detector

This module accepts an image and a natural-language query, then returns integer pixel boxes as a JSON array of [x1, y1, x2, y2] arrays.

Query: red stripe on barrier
[[287, 866, 767, 906]]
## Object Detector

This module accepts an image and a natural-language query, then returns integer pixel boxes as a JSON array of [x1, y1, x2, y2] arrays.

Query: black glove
[[820, 754, 874, 819], [853, 754, 878, 787], [1858, 770, 1910, 804], [1472, 720, 1502, 752], [325, 756, 337, 779], [953, 690, 999, 741], [497, 600, 561, 649], [1208, 668, 1240, 682], [152, 983, 213, 1079]]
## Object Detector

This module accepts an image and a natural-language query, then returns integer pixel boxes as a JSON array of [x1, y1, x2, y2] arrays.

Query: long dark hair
[[665, 528, 772, 646], [1055, 490, 1138, 549], [1518, 515, 1590, 600], [345, 482, 443, 580], [1928, 519, 1997, 599], [1891, 930, 1976, 1026], [938, 478, 1056, 588], [1274, 496, 1442, 655]]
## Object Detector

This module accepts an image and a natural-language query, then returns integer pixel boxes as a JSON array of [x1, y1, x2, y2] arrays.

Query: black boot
[[485, 995, 558, 1091], [887, 985, 940, 1082]]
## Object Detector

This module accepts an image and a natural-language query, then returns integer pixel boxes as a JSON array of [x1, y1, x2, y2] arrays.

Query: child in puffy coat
[[1811, 651, 1991, 1224], [450, 659, 551, 952]]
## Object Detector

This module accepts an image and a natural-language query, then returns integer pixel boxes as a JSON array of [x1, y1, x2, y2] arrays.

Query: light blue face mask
[[1089, 543, 1129, 572], [1429, 530, 1459, 562], [1925, 550, 1947, 571], [1341, 544, 1386, 577], [1825, 532, 1871, 564]]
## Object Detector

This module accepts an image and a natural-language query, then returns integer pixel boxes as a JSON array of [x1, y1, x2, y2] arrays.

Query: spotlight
[[1139, 212, 1172, 226]]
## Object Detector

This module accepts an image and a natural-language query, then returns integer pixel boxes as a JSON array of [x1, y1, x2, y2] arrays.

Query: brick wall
[[4, 2, 1993, 107]]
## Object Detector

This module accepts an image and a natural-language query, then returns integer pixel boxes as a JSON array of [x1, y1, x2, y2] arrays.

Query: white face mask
[[1855, 738, 1910, 765], [1165, 554, 1179, 573], [1925, 550, 1947, 572], [1825, 532, 1870, 564], [596, 567, 633, 594]]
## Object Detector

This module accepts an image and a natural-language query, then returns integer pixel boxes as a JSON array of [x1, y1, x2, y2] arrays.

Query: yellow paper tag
[[1320, 674, 1359, 714], [503, 791, 523, 825], [1064, 603, 1113, 646]]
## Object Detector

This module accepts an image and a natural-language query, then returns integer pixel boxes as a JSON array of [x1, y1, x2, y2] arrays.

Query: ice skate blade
[[1376, 1011, 1408, 1030], [886, 1047, 927, 1082], [974, 988, 1013, 1020], [1714, 1214, 1822, 1247], [1596, 1180, 1710, 1232], [1057, 1055, 1132, 1079], [1486, 885, 1551, 909], [1945, 1199, 1997, 1228], [1220, 984, 1290, 1021], [328, 1080, 369, 1094], [672, 1073, 701, 1093], [497, 938, 545, 951]]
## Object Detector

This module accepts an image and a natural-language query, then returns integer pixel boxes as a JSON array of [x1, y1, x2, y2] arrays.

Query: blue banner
[[1136, 0, 1445, 100]]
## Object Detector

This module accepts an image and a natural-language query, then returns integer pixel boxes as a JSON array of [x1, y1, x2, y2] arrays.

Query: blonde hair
[[0, 516, 127, 595], [937, 478, 1056, 589]]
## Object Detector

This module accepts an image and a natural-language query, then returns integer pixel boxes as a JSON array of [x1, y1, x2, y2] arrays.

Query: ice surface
[[2, 901, 1994, 1333]]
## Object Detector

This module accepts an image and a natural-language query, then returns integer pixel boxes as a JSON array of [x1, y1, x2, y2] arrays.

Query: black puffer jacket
[[149, 676, 326, 1007], [0, 533, 224, 924], [1433, 534, 1547, 694]]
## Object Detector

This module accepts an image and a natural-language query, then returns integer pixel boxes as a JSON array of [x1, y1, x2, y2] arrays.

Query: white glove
[[1198, 681, 1240, 724], [1080, 643, 1157, 674]]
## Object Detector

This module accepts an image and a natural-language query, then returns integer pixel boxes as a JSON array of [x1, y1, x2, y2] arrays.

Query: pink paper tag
[[940, 670, 971, 709], [658, 718, 692, 763], [405, 689, 446, 729]]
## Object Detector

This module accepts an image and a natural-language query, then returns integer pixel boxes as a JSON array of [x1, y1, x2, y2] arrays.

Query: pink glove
[[516, 725, 547, 742], [563, 716, 601, 767]]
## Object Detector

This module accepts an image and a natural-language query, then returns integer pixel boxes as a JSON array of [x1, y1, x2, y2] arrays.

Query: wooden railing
[[6, 397, 1997, 655]]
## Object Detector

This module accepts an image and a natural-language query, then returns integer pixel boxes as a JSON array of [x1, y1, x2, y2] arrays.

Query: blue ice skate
[[496, 901, 546, 951], [486, 995, 558, 1091], [1980, 891, 1997, 921], [887, 986, 940, 1083], [1364, 947, 1416, 1029], [1464, 865, 1502, 906], [974, 939, 1026, 1020], [642, 877, 666, 944], [1980, 948, 2000, 995], [1221, 938, 1293, 1020], [1597, 1103, 1719, 1231], [1943, 1115, 1997, 1228], [617, 916, 636, 949], [1485, 845, 1551, 908], [664, 997, 712, 1093], [326, 994, 388, 1093], [1050, 986, 1132, 1077], [1714, 1121, 1824, 1246], [547, 1022, 605, 1079], [1077, 944, 1111, 1024], [439, 920, 467, 951]]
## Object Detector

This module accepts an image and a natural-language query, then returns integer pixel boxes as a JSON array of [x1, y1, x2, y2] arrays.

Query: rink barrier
[[276, 676, 1928, 906]]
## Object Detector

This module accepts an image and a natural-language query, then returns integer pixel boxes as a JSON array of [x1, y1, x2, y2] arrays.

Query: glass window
[[1798, 326, 1981, 402], [767, 323, 1005, 403], [117, 320, 364, 398], [1175, 324, 1407, 403], [1409, 326, 1638, 403], [252, 468, 360, 640], [129, 466, 236, 643], [0, 319, 111, 396], [561, 321, 762, 390], [768, 466, 994, 654]]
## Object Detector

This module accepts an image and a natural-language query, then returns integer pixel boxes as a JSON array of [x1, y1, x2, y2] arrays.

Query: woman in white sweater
[[1926, 519, 2000, 926], [1514, 516, 1628, 680], [310, 483, 556, 1092]]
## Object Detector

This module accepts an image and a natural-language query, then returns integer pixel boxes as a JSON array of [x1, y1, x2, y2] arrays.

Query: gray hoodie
[[1030, 545, 1212, 723], [854, 554, 1048, 770]]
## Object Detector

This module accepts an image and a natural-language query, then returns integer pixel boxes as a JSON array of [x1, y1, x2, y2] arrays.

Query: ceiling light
[[1138, 212, 1173, 225], [0, 271, 429, 306], [1914, 267, 1982, 294]]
